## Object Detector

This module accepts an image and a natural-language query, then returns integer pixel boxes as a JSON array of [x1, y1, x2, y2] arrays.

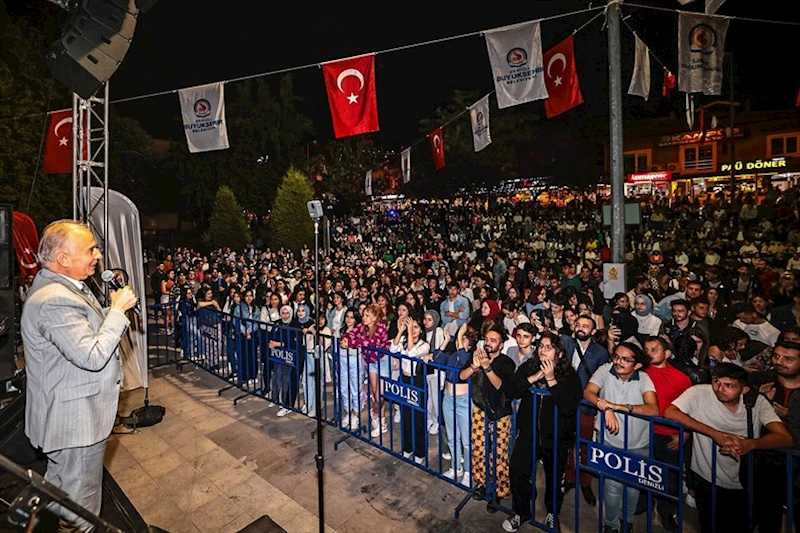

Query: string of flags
[[37, 0, 798, 193]]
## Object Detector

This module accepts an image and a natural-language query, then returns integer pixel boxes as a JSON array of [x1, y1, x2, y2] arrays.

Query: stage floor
[[110, 365, 695, 533]]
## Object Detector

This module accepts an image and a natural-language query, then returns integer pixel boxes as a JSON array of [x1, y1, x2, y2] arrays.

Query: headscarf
[[297, 304, 312, 325], [424, 309, 440, 332], [484, 299, 501, 321], [279, 305, 294, 325], [634, 294, 653, 317]]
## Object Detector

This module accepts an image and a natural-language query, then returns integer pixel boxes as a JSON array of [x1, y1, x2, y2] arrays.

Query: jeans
[[442, 388, 470, 472], [338, 349, 362, 414], [604, 446, 648, 528], [304, 347, 319, 413], [426, 371, 444, 430]]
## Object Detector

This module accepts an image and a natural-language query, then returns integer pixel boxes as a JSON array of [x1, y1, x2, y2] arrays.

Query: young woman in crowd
[[337, 308, 362, 430], [423, 309, 446, 435], [633, 294, 662, 337], [268, 305, 306, 417], [503, 332, 582, 532], [389, 312, 430, 463], [341, 304, 389, 437]]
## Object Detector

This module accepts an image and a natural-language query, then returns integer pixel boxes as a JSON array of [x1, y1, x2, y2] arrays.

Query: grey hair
[[38, 220, 90, 266]]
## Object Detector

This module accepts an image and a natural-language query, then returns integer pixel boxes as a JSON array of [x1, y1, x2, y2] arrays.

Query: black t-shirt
[[467, 353, 516, 420]]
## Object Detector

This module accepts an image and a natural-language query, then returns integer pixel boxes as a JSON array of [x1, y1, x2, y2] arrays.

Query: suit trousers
[[45, 439, 107, 532]]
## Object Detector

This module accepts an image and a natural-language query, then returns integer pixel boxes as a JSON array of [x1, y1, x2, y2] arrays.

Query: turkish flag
[[321, 54, 380, 139], [12, 211, 41, 277], [429, 128, 445, 171], [795, 88, 800, 108], [42, 109, 74, 174], [543, 36, 584, 119], [663, 68, 677, 98]]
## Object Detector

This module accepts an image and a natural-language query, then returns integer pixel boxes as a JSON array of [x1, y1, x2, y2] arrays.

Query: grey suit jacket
[[21, 268, 130, 453]]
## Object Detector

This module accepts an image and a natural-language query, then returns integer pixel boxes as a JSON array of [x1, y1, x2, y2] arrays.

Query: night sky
[[9, 0, 800, 149]]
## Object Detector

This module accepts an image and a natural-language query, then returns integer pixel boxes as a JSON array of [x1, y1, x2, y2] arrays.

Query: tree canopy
[[269, 167, 314, 253], [207, 186, 251, 250]]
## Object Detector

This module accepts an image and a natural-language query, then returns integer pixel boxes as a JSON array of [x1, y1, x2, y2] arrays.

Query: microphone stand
[[311, 218, 325, 533]]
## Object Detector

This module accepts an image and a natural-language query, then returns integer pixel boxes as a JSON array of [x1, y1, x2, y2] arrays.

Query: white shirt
[[733, 319, 780, 347], [671, 385, 780, 489], [390, 339, 430, 375]]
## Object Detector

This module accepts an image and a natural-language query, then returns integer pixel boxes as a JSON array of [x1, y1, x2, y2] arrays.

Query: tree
[[0, 1, 72, 228], [269, 167, 313, 252], [321, 134, 382, 214], [164, 75, 314, 227], [207, 186, 251, 250]]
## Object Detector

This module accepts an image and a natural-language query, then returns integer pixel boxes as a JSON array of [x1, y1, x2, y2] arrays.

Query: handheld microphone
[[101, 269, 140, 315]]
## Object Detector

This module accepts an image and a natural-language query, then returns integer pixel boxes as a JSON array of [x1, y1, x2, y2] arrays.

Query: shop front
[[671, 156, 797, 202]]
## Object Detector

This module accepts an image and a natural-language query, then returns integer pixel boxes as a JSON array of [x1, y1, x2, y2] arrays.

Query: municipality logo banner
[[678, 13, 729, 96], [485, 21, 548, 109], [179, 82, 230, 153], [469, 95, 492, 152]]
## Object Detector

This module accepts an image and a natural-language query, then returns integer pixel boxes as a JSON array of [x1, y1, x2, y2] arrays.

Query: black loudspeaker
[[45, 0, 140, 99], [0, 205, 15, 381]]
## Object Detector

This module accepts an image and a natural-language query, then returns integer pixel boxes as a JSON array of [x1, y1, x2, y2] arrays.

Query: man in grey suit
[[21, 220, 137, 532]]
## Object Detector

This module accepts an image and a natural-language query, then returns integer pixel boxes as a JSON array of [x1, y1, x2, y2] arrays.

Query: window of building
[[623, 150, 651, 175], [681, 144, 715, 172], [767, 133, 800, 157]]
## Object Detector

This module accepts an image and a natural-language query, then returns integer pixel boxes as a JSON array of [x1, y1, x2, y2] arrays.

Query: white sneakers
[[370, 416, 387, 437], [443, 468, 464, 480], [461, 472, 470, 487], [394, 405, 401, 423], [276, 407, 291, 417], [341, 414, 350, 429], [428, 422, 439, 435]]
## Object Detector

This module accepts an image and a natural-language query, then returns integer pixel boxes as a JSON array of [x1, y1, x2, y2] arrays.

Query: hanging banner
[[429, 128, 445, 171], [705, 0, 726, 14], [42, 110, 73, 174], [321, 54, 380, 138], [178, 82, 230, 153], [678, 13, 729, 95], [662, 68, 677, 97], [401, 148, 411, 184], [628, 35, 651, 100], [469, 95, 492, 152], [485, 21, 548, 109], [365, 169, 372, 196], [12, 211, 41, 277], [543, 35, 584, 118]]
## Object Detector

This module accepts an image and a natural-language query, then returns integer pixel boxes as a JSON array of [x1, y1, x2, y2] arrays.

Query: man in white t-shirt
[[666, 363, 791, 533], [732, 302, 781, 347], [584, 343, 659, 533]]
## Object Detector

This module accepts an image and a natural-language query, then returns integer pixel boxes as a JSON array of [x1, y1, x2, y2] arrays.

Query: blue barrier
[[145, 305, 800, 532]]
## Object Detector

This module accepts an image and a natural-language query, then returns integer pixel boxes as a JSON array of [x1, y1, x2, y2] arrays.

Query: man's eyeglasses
[[612, 354, 636, 365]]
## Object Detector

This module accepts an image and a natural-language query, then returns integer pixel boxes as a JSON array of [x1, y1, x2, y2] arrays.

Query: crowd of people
[[140, 185, 800, 533]]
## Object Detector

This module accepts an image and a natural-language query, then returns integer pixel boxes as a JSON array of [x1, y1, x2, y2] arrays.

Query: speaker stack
[[45, 0, 150, 99]]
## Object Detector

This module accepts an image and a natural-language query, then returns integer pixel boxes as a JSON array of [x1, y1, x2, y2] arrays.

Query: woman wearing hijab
[[468, 299, 501, 335], [424, 309, 446, 435], [268, 305, 306, 417], [633, 294, 663, 337], [296, 304, 318, 415]]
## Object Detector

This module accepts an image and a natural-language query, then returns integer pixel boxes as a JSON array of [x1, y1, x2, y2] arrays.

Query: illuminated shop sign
[[626, 171, 672, 183], [720, 158, 787, 173]]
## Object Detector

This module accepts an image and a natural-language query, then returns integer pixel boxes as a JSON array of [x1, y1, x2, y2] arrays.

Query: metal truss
[[72, 83, 109, 259]]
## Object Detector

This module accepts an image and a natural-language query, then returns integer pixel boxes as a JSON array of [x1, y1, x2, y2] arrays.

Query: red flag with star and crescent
[[542, 36, 584, 119], [42, 109, 74, 174], [12, 211, 41, 277], [321, 54, 379, 139], [429, 128, 445, 171]]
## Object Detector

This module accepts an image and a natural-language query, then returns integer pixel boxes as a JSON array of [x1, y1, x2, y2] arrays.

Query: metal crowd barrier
[[144, 304, 800, 531]]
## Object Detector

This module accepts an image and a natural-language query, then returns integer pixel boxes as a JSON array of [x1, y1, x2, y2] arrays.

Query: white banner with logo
[[401, 149, 411, 184], [469, 95, 492, 152], [678, 13, 729, 95], [485, 21, 548, 109], [178, 82, 230, 153]]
